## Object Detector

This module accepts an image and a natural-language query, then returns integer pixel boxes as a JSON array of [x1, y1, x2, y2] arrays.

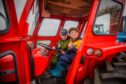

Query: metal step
[[105, 61, 114, 72], [113, 62, 126, 66], [92, 56, 126, 84], [113, 62, 126, 75], [117, 52, 126, 62], [100, 60, 126, 84], [100, 72, 126, 84], [102, 78, 126, 84], [101, 73, 126, 79], [39, 78, 65, 84], [83, 79, 93, 84]]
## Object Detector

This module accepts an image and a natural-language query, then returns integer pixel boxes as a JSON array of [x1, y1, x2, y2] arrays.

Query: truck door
[[66, 0, 126, 84], [0, 0, 23, 83], [0, 0, 38, 84]]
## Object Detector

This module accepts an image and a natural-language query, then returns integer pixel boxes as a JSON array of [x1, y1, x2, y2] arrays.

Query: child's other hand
[[61, 50, 65, 54], [68, 42, 73, 49]]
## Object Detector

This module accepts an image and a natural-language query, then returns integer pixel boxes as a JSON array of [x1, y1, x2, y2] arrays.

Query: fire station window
[[93, 0, 122, 35], [38, 18, 61, 36], [0, 0, 10, 34], [63, 21, 79, 31]]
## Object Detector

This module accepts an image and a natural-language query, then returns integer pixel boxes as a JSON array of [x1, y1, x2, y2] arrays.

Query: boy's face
[[69, 30, 79, 40], [60, 34, 68, 40]]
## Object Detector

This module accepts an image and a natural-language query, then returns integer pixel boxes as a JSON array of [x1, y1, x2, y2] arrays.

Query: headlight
[[94, 49, 102, 57], [86, 48, 94, 55]]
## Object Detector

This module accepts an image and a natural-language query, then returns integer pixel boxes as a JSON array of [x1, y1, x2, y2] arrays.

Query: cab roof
[[42, 0, 93, 18]]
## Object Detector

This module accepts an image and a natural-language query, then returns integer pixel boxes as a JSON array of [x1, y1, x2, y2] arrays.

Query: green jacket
[[57, 38, 70, 52], [51, 38, 70, 64]]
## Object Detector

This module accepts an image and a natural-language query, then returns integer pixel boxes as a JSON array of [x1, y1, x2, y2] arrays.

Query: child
[[50, 27, 82, 78], [51, 29, 70, 67]]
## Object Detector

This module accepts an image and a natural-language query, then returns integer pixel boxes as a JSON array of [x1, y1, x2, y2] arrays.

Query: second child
[[50, 27, 82, 77]]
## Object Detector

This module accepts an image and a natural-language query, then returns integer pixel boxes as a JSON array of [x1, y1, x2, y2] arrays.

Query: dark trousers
[[57, 52, 75, 69], [50, 52, 76, 77]]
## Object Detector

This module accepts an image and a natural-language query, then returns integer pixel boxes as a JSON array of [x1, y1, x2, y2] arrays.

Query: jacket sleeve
[[70, 39, 82, 53], [76, 40, 82, 49]]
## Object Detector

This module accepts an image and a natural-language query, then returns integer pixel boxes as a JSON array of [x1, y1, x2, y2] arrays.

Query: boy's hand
[[68, 42, 73, 49], [61, 50, 65, 54]]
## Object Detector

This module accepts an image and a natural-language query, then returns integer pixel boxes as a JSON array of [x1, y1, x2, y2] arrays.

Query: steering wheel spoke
[[37, 43, 56, 51]]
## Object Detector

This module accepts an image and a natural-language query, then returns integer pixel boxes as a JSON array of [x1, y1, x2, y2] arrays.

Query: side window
[[27, 0, 39, 36], [122, 16, 126, 33], [38, 18, 61, 36], [0, 0, 10, 34], [93, 0, 122, 35], [80, 22, 87, 38], [14, 0, 27, 22], [27, 8, 36, 36], [63, 21, 79, 31]]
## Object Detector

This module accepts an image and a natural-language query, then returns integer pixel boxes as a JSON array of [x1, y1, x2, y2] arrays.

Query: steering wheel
[[37, 43, 56, 51]]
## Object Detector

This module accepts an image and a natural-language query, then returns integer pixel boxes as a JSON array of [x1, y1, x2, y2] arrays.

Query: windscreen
[[93, 0, 122, 35]]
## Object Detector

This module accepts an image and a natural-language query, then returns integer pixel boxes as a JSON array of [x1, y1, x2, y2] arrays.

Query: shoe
[[50, 69, 62, 78], [50, 63, 65, 78]]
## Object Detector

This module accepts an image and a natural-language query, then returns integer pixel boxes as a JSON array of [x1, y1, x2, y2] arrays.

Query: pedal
[[117, 57, 125, 62]]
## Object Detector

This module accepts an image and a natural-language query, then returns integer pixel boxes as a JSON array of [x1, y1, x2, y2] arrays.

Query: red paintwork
[[66, 0, 100, 83], [32, 48, 49, 77], [0, 0, 126, 84], [0, 0, 34, 84], [0, 55, 15, 83], [66, 0, 126, 84]]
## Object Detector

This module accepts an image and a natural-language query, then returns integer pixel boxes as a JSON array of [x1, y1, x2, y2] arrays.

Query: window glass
[[93, 0, 122, 35], [80, 22, 87, 38], [27, 7, 36, 36], [27, 0, 39, 36], [0, 0, 10, 34], [14, 0, 27, 22], [122, 17, 126, 33], [123, 1, 126, 16], [38, 18, 61, 36], [63, 21, 79, 31]]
